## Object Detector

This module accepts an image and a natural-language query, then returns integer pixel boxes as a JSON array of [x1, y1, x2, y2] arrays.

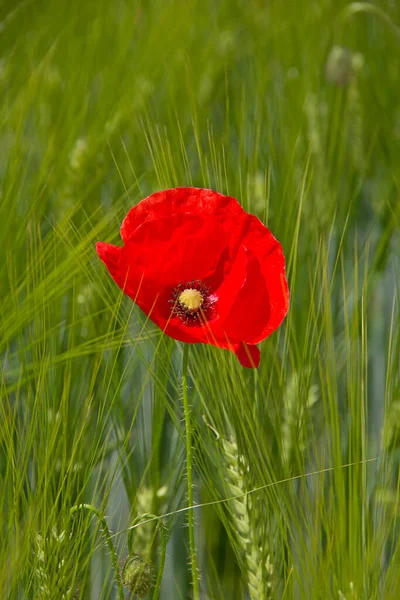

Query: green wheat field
[[1, 0, 400, 598]]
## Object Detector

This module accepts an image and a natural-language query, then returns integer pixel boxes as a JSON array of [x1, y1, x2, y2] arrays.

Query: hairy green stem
[[128, 512, 168, 600], [69, 503, 124, 600], [182, 344, 200, 599]]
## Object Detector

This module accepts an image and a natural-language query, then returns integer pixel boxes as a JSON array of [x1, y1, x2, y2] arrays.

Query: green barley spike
[[222, 437, 275, 600]]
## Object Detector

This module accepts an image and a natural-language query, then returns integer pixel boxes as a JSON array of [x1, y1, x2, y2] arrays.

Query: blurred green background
[[1, 0, 400, 598]]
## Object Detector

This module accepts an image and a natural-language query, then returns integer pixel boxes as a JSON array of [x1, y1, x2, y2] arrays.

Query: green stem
[[182, 344, 200, 599], [69, 503, 124, 600], [128, 513, 167, 600]]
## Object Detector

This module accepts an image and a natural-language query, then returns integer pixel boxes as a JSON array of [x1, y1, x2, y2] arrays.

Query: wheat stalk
[[222, 437, 275, 600]]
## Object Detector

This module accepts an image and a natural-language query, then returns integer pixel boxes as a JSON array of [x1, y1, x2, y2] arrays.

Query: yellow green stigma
[[178, 288, 204, 311]]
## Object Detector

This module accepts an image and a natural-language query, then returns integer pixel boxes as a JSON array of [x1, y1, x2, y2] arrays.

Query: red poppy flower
[[96, 187, 289, 368]]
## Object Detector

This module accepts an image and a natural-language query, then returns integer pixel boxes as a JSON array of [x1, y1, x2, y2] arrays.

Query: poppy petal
[[96, 242, 124, 287], [257, 244, 289, 340], [122, 212, 228, 289], [120, 187, 245, 243], [97, 239, 228, 346], [96, 244, 201, 343], [213, 245, 248, 320], [234, 343, 260, 368], [222, 243, 288, 344], [222, 248, 270, 343]]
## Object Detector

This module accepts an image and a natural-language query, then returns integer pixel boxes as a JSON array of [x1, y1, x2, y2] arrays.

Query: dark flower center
[[169, 280, 213, 326]]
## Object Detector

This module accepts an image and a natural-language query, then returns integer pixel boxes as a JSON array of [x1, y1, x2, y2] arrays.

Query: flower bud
[[121, 554, 156, 598]]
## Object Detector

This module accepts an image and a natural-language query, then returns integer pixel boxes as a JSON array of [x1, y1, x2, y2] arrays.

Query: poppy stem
[[181, 343, 200, 599], [69, 503, 124, 599]]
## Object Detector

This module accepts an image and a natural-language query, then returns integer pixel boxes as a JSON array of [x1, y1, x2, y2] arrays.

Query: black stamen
[[169, 280, 213, 326]]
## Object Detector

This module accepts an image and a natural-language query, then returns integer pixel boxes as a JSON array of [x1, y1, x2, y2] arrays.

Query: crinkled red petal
[[96, 242, 123, 286], [96, 242, 197, 343], [222, 247, 270, 342], [234, 343, 261, 368], [211, 245, 247, 321], [237, 214, 290, 334], [222, 244, 289, 345], [122, 212, 228, 288], [120, 187, 245, 243], [257, 246, 289, 341]]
